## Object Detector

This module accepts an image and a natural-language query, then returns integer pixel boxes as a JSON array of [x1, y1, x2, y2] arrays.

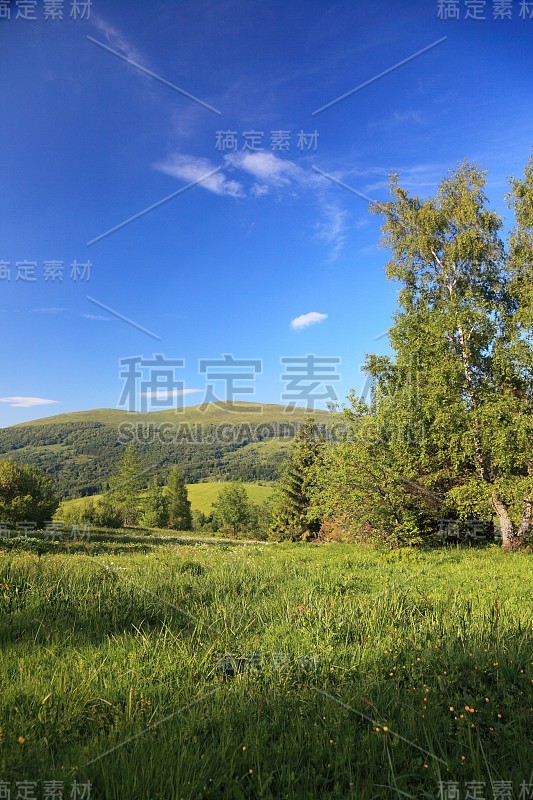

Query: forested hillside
[[0, 404, 335, 498]]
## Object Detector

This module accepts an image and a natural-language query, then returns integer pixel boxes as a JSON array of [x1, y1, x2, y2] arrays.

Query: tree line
[[268, 155, 532, 550], [1, 154, 531, 549], [0, 447, 269, 538], [0, 420, 290, 498], [77, 447, 272, 537]]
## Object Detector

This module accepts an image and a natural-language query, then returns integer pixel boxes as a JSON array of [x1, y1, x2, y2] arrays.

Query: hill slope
[[0, 402, 336, 499], [59, 481, 274, 517], [12, 402, 329, 428]]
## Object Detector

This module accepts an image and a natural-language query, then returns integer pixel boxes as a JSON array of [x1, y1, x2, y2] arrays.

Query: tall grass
[[0, 537, 530, 799]]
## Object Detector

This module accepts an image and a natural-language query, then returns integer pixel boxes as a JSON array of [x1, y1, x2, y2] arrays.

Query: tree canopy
[[167, 466, 192, 530], [313, 155, 532, 549], [0, 459, 58, 527], [269, 418, 324, 541]]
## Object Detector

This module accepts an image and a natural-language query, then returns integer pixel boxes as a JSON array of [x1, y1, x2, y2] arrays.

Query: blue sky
[[1, 0, 532, 425]]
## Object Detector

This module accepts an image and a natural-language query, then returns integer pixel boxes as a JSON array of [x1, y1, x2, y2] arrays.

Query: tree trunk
[[455, 318, 525, 551], [517, 497, 532, 541], [491, 495, 523, 550], [457, 322, 489, 483]]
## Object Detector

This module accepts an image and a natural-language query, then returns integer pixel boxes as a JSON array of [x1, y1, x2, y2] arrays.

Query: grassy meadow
[[57, 481, 274, 518], [186, 482, 273, 514], [0, 534, 531, 799]]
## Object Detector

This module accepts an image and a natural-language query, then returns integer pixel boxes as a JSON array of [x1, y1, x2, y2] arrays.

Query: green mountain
[[0, 403, 336, 499], [12, 401, 328, 428]]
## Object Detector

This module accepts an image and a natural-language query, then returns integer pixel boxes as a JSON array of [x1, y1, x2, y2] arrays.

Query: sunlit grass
[[57, 480, 274, 517], [0, 539, 530, 799]]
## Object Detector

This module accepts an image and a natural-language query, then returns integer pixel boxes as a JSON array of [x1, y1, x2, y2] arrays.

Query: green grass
[[187, 482, 274, 514], [57, 481, 274, 517], [13, 401, 333, 428], [0, 537, 530, 799], [3, 404, 334, 498]]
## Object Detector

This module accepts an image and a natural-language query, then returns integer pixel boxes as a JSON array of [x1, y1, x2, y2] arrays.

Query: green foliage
[[0, 418, 320, 499], [191, 500, 271, 540], [0, 459, 58, 526], [191, 509, 219, 533], [167, 466, 192, 531], [311, 411, 434, 546], [245, 498, 272, 541], [507, 152, 533, 330], [107, 446, 142, 526], [269, 419, 323, 541], [142, 477, 169, 529], [311, 156, 532, 549], [314, 157, 532, 549], [55, 495, 124, 528], [92, 496, 125, 529], [212, 482, 251, 536], [369, 158, 532, 547]]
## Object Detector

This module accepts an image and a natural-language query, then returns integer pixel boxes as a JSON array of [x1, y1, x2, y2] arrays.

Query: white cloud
[[228, 153, 346, 257], [153, 154, 245, 198], [368, 110, 426, 131], [92, 16, 144, 63], [0, 397, 60, 408], [314, 204, 348, 261], [154, 150, 345, 258], [82, 313, 113, 321], [227, 151, 305, 187], [290, 312, 328, 330], [251, 183, 270, 197], [155, 151, 318, 200]]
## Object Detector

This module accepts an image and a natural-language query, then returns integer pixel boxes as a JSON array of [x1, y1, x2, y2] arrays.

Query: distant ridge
[[0, 402, 339, 498], [10, 402, 334, 429]]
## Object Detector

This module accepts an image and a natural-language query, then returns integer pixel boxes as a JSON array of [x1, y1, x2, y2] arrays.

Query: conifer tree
[[107, 445, 142, 526], [142, 476, 169, 529], [167, 466, 192, 530], [268, 418, 323, 541]]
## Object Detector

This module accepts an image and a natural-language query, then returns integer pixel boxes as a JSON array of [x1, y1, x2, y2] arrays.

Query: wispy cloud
[[154, 151, 348, 257], [227, 153, 350, 257], [154, 154, 245, 198], [314, 204, 348, 261], [0, 397, 60, 408], [86, 296, 161, 340], [368, 110, 426, 130], [31, 307, 65, 314], [251, 183, 270, 198], [290, 312, 328, 330], [92, 16, 144, 64], [362, 162, 447, 194], [82, 313, 113, 321], [315, 160, 450, 202], [227, 151, 309, 189], [155, 151, 319, 199], [88, 25, 220, 115]]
